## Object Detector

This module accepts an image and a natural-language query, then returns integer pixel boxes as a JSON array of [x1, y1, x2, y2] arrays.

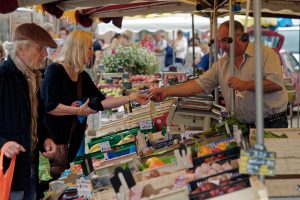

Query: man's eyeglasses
[[218, 37, 233, 44]]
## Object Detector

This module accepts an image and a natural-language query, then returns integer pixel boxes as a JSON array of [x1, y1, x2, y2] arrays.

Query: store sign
[[76, 177, 93, 198], [99, 141, 111, 152], [139, 119, 153, 130], [239, 144, 276, 176]]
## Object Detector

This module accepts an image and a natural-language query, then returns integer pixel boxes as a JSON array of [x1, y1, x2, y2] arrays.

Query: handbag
[[0, 150, 16, 200], [50, 74, 82, 180]]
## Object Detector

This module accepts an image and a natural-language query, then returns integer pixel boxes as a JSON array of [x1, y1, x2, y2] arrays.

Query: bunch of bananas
[[88, 144, 100, 153]]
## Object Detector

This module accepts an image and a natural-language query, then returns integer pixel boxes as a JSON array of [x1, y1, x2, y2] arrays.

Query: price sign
[[99, 141, 111, 152], [139, 119, 153, 130], [154, 139, 173, 149], [239, 144, 276, 176], [76, 177, 93, 198]]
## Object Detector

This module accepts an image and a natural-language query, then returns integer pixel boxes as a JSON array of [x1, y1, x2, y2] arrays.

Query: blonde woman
[[41, 30, 149, 179]]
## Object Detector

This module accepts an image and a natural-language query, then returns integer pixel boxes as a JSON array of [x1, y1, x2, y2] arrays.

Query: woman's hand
[[43, 138, 57, 159], [129, 93, 149, 105], [78, 98, 98, 116], [1, 141, 25, 158]]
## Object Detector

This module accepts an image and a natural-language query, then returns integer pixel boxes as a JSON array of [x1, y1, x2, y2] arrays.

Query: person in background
[[174, 30, 187, 65], [0, 41, 5, 62], [149, 20, 288, 128], [154, 32, 167, 71], [58, 27, 69, 39], [0, 23, 57, 200], [110, 33, 122, 51], [43, 22, 56, 38], [100, 39, 109, 50], [92, 36, 103, 68], [165, 40, 174, 67], [120, 33, 132, 47], [41, 30, 149, 179], [140, 33, 154, 51], [185, 38, 203, 70], [43, 38, 65, 68]]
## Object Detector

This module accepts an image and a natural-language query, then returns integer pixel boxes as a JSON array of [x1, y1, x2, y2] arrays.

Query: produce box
[[135, 163, 179, 182], [250, 128, 300, 197], [142, 186, 188, 200], [93, 153, 137, 177], [188, 168, 251, 200], [135, 179, 188, 200], [93, 188, 116, 200], [192, 146, 240, 169], [137, 169, 186, 188]]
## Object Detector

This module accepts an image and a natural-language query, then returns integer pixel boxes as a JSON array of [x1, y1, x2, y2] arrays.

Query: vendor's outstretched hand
[[148, 88, 168, 102], [129, 93, 149, 105]]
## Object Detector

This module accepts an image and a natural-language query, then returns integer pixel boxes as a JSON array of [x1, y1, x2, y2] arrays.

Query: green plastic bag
[[38, 152, 52, 182]]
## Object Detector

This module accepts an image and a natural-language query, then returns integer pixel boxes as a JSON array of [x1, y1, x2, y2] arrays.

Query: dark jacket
[[0, 56, 50, 191]]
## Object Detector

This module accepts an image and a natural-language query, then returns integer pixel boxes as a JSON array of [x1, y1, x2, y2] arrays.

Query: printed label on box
[[239, 144, 276, 176]]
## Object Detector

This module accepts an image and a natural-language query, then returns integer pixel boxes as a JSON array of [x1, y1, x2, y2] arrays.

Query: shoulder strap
[[67, 73, 83, 146]]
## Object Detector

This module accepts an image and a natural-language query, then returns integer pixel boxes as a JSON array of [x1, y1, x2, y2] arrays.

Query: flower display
[[102, 44, 159, 74]]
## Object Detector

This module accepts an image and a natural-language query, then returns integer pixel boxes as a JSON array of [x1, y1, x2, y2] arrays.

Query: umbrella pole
[[253, 0, 264, 183], [213, 0, 219, 104], [209, 13, 213, 70], [192, 14, 196, 76], [172, 30, 175, 65], [229, 0, 235, 115]]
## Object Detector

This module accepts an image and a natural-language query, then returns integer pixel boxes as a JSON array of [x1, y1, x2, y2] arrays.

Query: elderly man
[[154, 32, 167, 71], [0, 23, 57, 200], [149, 20, 288, 128]]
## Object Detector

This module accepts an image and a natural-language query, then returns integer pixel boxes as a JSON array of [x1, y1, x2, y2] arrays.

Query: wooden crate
[[265, 178, 300, 197], [141, 170, 186, 188], [93, 189, 116, 200], [210, 176, 267, 200], [250, 128, 300, 197], [147, 187, 188, 200]]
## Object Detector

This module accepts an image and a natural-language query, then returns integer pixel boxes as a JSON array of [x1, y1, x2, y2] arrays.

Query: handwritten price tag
[[99, 141, 111, 152], [76, 177, 93, 198], [139, 120, 153, 130]]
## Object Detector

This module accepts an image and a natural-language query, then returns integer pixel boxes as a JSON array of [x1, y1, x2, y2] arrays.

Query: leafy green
[[264, 131, 288, 138]]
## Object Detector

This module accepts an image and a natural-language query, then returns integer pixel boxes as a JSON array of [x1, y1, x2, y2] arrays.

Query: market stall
[[1, 0, 300, 200]]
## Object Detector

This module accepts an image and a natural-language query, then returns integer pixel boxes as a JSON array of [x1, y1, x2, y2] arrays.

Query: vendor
[[149, 20, 288, 128]]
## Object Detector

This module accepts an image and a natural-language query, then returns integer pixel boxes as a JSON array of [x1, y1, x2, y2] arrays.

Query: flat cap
[[13, 23, 57, 48]]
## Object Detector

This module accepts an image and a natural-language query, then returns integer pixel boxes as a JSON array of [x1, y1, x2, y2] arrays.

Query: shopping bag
[[0, 150, 16, 200], [38, 152, 52, 182]]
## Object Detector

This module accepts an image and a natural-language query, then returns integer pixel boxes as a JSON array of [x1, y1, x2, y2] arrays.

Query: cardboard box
[[250, 128, 300, 197]]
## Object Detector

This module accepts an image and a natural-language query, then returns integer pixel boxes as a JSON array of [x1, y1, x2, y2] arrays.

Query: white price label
[[99, 141, 111, 152], [139, 120, 153, 130], [76, 177, 93, 198]]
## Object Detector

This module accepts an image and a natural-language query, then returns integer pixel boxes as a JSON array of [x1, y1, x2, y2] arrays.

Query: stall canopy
[[0, 0, 299, 28], [193, 0, 300, 18], [0, 0, 196, 28], [96, 14, 213, 34]]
